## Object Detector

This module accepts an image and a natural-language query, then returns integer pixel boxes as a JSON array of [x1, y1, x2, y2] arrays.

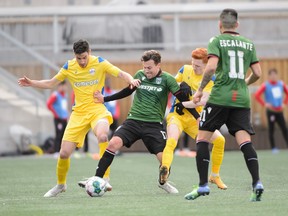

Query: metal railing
[[0, 2, 288, 54]]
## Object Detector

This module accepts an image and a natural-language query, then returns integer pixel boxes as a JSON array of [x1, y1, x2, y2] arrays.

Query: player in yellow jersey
[[18, 39, 140, 197], [159, 48, 227, 190]]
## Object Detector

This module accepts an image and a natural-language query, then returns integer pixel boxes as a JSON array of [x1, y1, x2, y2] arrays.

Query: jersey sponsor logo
[[74, 79, 99, 87], [156, 77, 162, 84], [138, 85, 162, 92], [89, 68, 95, 75]]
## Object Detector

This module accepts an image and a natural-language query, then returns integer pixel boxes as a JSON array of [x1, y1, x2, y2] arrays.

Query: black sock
[[95, 149, 115, 178], [196, 141, 210, 186], [240, 142, 260, 186]]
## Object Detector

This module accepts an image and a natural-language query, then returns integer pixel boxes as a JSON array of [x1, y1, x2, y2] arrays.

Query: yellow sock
[[162, 138, 178, 169], [98, 141, 111, 179], [57, 158, 70, 185], [211, 135, 225, 175]]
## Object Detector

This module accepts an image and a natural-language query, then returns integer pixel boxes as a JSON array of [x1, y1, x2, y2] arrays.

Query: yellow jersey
[[55, 55, 120, 114], [171, 64, 214, 114]]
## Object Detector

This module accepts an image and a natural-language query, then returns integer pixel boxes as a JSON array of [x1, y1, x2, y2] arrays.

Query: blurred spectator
[[255, 68, 288, 153], [46, 81, 69, 154]]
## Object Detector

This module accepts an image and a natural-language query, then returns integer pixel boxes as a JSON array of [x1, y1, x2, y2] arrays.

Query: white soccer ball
[[85, 176, 107, 197]]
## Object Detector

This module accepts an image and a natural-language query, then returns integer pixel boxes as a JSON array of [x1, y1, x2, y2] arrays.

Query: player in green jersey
[[184, 8, 264, 201], [78, 50, 199, 194]]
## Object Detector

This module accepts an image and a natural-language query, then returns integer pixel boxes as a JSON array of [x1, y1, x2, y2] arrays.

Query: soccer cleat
[[78, 177, 112, 191], [250, 182, 264, 202], [184, 184, 210, 200], [159, 166, 169, 185], [158, 182, 179, 194], [43, 184, 67, 198], [209, 175, 228, 190]]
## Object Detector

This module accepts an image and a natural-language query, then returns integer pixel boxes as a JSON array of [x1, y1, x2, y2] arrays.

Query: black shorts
[[113, 119, 167, 154], [199, 103, 255, 136]]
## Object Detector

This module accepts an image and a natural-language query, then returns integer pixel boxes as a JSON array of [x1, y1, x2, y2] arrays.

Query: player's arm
[[18, 76, 61, 89], [118, 71, 141, 88], [246, 62, 261, 86], [193, 56, 217, 104], [254, 83, 266, 106], [173, 89, 200, 120], [182, 91, 210, 108], [46, 93, 59, 118], [94, 86, 137, 103], [283, 83, 288, 105]]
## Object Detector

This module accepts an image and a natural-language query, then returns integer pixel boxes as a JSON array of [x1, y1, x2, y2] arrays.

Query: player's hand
[[174, 102, 185, 115], [129, 79, 141, 89], [93, 90, 104, 103], [193, 90, 203, 104], [18, 76, 32, 87]]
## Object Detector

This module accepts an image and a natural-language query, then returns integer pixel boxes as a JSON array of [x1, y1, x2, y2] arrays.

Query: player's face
[[75, 52, 90, 68], [191, 58, 206, 75], [142, 59, 161, 79], [269, 72, 278, 82]]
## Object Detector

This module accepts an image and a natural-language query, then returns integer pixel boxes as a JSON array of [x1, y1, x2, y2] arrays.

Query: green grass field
[[0, 150, 287, 216]]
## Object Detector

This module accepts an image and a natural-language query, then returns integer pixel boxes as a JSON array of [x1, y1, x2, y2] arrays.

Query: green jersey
[[207, 32, 259, 108], [127, 70, 179, 122]]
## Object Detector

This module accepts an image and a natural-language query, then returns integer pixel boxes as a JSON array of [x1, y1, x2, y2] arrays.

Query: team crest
[[142, 76, 146, 81], [89, 68, 95, 75], [156, 77, 162, 84], [207, 107, 212, 114]]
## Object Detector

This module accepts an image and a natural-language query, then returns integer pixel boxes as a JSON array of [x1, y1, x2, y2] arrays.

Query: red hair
[[191, 48, 208, 64]]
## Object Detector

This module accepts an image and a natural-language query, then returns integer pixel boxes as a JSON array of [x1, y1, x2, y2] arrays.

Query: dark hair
[[58, 80, 66, 87], [73, 39, 90, 54], [220, 8, 238, 29], [268, 68, 278, 75], [141, 50, 161, 64]]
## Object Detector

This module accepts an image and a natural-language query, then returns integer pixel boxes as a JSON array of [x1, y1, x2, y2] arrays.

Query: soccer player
[[79, 50, 199, 194], [255, 68, 288, 153], [18, 39, 140, 197], [184, 8, 264, 201], [159, 48, 227, 190]]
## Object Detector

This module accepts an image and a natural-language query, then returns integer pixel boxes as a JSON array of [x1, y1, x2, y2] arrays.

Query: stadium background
[[0, 0, 288, 155]]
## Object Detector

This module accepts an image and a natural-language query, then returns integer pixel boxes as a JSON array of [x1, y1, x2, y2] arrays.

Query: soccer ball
[[85, 176, 107, 197]]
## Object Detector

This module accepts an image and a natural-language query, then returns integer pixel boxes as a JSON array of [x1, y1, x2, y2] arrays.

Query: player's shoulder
[[208, 34, 221, 43], [90, 55, 106, 63], [161, 71, 175, 79]]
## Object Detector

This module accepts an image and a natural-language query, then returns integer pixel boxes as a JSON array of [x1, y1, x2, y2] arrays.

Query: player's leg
[[235, 130, 264, 201], [229, 108, 263, 201], [185, 104, 226, 200], [44, 112, 87, 197], [95, 119, 140, 178], [275, 112, 288, 147], [160, 124, 181, 180], [141, 121, 179, 194], [93, 118, 111, 179], [44, 140, 77, 197], [209, 130, 227, 190], [54, 118, 62, 153], [266, 110, 276, 150]]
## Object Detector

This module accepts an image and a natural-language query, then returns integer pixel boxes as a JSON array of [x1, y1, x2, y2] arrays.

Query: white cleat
[[43, 184, 67, 198], [78, 177, 112, 191], [158, 182, 179, 194]]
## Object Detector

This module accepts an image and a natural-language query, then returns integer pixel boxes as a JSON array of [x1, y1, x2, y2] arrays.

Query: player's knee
[[59, 149, 70, 159], [107, 136, 122, 152], [98, 134, 108, 143]]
